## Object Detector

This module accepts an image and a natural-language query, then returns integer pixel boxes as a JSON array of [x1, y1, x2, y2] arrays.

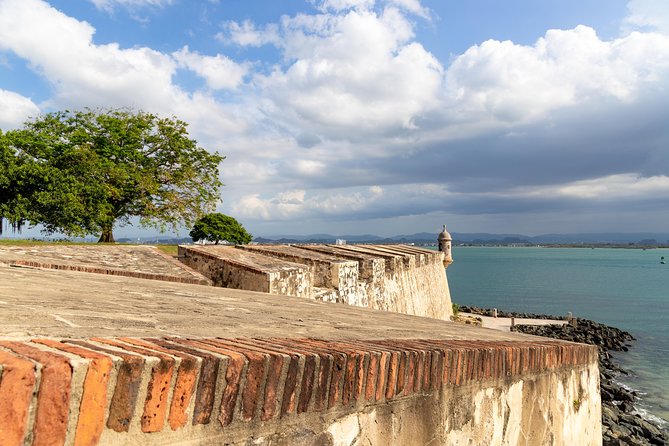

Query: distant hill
[[113, 232, 669, 246], [257, 232, 669, 245], [260, 233, 384, 242]]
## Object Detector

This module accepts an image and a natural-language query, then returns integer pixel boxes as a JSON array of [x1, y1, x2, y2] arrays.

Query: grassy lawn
[[156, 245, 179, 256]]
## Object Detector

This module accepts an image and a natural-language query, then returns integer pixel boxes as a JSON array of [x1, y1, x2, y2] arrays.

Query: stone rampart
[[0, 336, 600, 446], [239, 245, 360, 304], [179, 244, 453, 320], [178, 245, 311, 297], [0, 249, 602, 445]]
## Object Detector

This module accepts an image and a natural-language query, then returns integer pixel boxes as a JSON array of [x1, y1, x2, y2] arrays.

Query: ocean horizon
[[446, 246, 669, 427]]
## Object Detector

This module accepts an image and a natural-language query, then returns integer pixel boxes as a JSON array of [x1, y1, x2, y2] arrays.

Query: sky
[[1, 0, 669, 238]]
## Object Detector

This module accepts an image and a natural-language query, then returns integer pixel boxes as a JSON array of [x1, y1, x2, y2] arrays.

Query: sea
[[446, 246, 669, 427]]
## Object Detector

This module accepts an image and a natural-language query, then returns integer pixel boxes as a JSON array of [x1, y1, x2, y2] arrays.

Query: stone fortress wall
[[179, 243, 454, 321], [0, 239, 602, 445]]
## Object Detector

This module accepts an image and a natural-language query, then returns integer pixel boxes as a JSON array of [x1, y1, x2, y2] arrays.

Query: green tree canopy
[[0, 109, 224, 242], [189, 213, 253, 245]]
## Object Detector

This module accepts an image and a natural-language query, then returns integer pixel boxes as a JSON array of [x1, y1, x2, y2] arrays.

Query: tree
[[1, 109, 224, 242], [190, 213, 252, 245], [0, 130, 38, 234]]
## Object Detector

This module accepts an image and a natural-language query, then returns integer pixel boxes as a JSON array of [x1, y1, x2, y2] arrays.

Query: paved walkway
[[0, 244, 209, 284], [0, 264, 542, 341], [461, 312, 568, 332]]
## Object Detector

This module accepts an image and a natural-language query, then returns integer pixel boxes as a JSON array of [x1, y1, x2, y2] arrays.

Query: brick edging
[[0, 337, 597, 445]]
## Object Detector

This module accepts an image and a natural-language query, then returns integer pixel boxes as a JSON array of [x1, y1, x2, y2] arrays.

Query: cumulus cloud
[[0, 89, 40, 129], [0, 0, 251, 152], [624, 0, 669, 33], [223, 5, 669, 154], [0, 0, 176, 110], [442, 25, 669, 136], [247, 6, 443, 141], [173, 46, 250, 91]]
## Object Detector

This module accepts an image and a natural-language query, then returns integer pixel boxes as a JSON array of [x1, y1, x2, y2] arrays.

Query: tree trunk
[[98, 227, 115, 243]]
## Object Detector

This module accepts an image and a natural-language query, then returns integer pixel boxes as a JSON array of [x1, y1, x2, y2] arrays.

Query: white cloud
[[232, 190, 306, 220], [386, 0, 429, 19], [222, 161, 278, 186], [0, 0, 251, 153], [173, 46, 249, 90], [0, 89, 40, 130], [231, 186, 387, 220], [554, 174, 669, 199], [88, 0, 173, 13], [218, 20, 281, 47], [294, 159, 326, 176], [442, 25, 669, 133], [252, 7, 443, 141], [237, 8, 669, 150], [315, 0, 429, 18], [316, 0, 375, 12], [624, 0, 669, 33], [0, 0, 177, 110]]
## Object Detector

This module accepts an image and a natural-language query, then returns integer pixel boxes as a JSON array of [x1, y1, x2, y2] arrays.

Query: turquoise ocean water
[[446, 246, 669, 426]]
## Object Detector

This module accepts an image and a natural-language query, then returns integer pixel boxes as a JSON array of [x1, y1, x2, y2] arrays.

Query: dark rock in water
[[459, 305, 571, 321], [464, 307, 668, 445]]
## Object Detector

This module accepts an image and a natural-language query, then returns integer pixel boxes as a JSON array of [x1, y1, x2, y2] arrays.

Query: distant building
[[335, 239, 346, 245], [438, 224, 453, 267]]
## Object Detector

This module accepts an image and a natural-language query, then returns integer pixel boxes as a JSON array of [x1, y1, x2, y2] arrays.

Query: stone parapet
[[178, 245, 312, 297], [179, 244, 454, 320], [0, 336, 599, 446], [239, 245, 360, 304]]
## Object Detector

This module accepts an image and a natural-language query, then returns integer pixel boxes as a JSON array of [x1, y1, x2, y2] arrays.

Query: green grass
[[156, 245, 179, 256], [452, 303, 460, 316]]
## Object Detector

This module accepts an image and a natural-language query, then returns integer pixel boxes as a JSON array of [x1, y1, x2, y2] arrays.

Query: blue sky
[[1, 0, 669, 238]]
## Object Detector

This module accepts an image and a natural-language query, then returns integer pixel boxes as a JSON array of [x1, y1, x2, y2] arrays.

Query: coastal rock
[[603, 405, 619, 423]]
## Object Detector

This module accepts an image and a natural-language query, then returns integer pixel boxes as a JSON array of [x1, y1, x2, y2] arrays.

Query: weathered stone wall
[[181, 244, 453, 321], [178, 245, 272, 292], [321, 364, 601, 446], [298, 244, 453, 320], [178, 245, 312, 297], [0, 337, 600, 446], [267, 267, 312, 297]]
